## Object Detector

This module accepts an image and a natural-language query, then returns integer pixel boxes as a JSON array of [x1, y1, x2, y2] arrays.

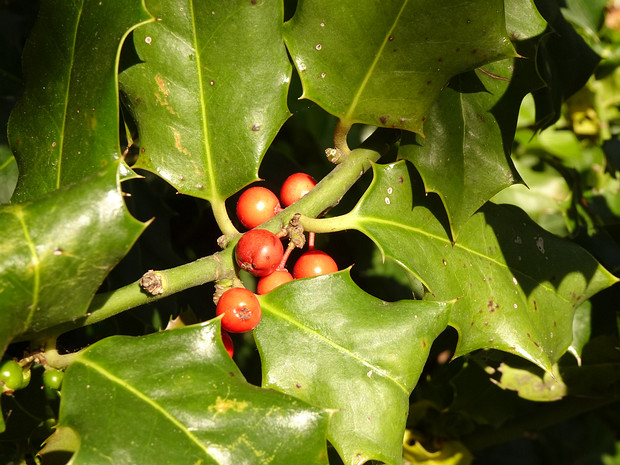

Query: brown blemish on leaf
[[379, 115, 388, 125], [154, 76, 178, 116], [173, 129, 191, 156]]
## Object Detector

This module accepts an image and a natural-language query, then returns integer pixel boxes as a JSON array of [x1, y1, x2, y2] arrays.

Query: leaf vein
[[77, 357, 216, 460], [344, 0, 409, 122], [263, 303, 408, 394]]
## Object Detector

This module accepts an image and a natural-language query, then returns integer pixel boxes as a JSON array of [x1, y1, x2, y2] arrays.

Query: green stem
[[262, 128, 398, 230], [211, 197, 238, 236], [16, 246, 237, 342], [334, 119, 353, 156], [19, 129, 398, 341], [43, 338, 81, 369], [298, 213, 353, 234]]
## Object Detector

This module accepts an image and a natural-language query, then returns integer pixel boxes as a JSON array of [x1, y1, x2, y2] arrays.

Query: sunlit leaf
[[0, 161, 146, 354], [7, 0, 152, 202], [340, 161, 618, 370], [255, 272, 451, 465], [284, 0, 516, 134], [0, 147, 17, 204], [52, 321, 329, 464], [120, 0, 291, 205], [286, 0, 514, 133]]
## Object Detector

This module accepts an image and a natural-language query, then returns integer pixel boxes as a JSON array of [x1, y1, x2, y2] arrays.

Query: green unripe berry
[[19, 366, 31, 389], [0, 360, 24, 391], [43, 369, 64, 391]]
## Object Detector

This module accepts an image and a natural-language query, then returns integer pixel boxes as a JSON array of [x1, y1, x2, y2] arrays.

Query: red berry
[[235, 229, 284, 277], [293, 250, 338, 279], [236, 186, 281, 229], [216, 288, 261, 333], [257, 270, 294, 295], [221, 331, 234, 358], [280, 173, 316, 207]]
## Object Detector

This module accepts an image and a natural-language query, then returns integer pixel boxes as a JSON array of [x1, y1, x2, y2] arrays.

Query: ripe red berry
[[221, 331, 234, 358], [280, 173, 316, 207], [257, 269, 294, 295], [216, 288, 261, 333], [235, 229, 284, 277], [293, 250, 338, 279], [236, 186, 281, 229]]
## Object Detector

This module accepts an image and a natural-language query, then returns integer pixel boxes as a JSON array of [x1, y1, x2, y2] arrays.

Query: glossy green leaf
[[255, 272, 451, 465], [340, 161, 618, 371], [399, 62, 521, 240], [504, 0, 546, 40], [120, 0, 291, 203], [7, 0, 152, 202], [0, 161, 146, 354], [284, 0, 516, 134], [53, 321, 329, 464], [567, 302, 592, 364]]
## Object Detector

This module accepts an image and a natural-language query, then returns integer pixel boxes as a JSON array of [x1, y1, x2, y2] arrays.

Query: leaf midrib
[[77, 356, 216, 461], [351, 215, 567, 303], [56, 4, 83, 189], [262, 303, 409, 395], [189, 0, 216, 200], [343, 0, 409, 123], [14, 207, 40, 330]]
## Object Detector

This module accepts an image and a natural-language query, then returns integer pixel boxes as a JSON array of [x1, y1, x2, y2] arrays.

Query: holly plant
[[1, 0, 620, 464]]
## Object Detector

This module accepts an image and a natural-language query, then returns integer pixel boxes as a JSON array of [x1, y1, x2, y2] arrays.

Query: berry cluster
[[216, 173, 338, 355]]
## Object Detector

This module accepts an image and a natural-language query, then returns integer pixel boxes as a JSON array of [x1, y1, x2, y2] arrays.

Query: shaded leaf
[[0, 161, 146, 355], [399, 62, 521, 240], [531, 0, 600, 129], [255, 272, 451, 465], [284, 0, 516, 134], [120, 0, 291, 204], [340, 161, 618, 370], [7, 0, 152, 202], [53, 321, 329, 464]]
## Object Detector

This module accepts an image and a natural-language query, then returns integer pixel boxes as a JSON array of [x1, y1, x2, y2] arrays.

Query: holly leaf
[[7, 0, 152, 202], [399, 62, 521, 241], [283, 0, 516, 134], [339, 161, 618, 371], [398, 0, 549, 240], [47, 321, 329, 464], [505, 0, 547, 40], [120, 0, 291, 205], [255, 272, 451, 465], [0, 161, 146, 355]]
